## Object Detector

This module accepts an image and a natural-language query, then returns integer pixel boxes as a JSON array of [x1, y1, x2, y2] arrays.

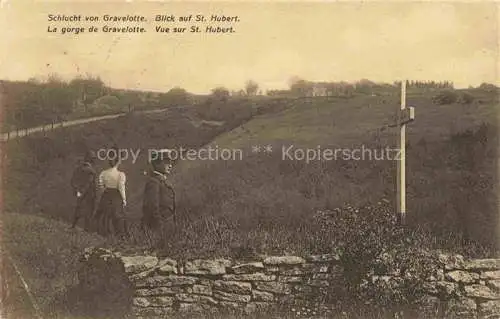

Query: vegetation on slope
[[1, 85, 498, 318]]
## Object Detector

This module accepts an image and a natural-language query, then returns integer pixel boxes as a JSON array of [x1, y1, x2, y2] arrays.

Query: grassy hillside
[[2, 88, 498, 318], [3, 89, 499, 259], [1, 212, 107, 318], [170, 91, 499, 257], [3, 98, 276, 221]]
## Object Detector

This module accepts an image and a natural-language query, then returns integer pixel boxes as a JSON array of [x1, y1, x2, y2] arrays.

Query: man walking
[[142, 149, 176, 239], [70, 150, 98, 231]]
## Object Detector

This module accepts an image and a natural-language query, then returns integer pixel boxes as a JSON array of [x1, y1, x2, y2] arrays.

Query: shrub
[[432, 90, 458, 105], [458, 92, 474, 104], [313, 203, 440, 316]]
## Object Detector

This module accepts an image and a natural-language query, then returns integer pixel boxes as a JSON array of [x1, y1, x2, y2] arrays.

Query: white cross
[[395, 81, 415, 225]]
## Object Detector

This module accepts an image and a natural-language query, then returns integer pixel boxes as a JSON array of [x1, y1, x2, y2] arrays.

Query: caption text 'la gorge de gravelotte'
[[46, 14, 240, 35]]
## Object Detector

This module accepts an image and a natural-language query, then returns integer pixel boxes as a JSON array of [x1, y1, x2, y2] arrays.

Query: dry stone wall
[[78, 247, 500, 318], [368, 254, 500, 318]]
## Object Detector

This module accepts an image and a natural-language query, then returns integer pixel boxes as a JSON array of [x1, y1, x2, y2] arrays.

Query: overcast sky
[[0, 1, 498, 93]]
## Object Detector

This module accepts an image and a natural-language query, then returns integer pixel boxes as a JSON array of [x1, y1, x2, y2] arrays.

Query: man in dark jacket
[[70, 150, 98, 231], [142, 149, 176, 234]]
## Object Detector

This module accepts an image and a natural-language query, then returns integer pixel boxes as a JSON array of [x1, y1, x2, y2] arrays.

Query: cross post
[[396, 80, 415, 225]]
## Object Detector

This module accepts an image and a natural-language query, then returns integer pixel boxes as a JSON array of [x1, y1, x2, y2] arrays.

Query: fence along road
[[0, 107, 174, 142]]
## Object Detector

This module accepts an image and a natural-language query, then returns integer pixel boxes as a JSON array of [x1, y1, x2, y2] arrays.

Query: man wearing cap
[[70, 150, 98, 231], [142, 149, 176, 235]]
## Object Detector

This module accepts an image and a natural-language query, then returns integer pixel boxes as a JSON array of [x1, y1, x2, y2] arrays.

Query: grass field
[[1, 213, 108, 318], [169, 91, 498, 257], [4, 91, 499, 253]]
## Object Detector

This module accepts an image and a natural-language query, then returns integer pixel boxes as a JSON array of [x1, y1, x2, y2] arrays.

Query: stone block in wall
[[176, 294, 219, 306], [444, 297, 477, 319], [214, 290, 251, 303], [135, 286, 188, 296], [306, 279, 330, 287], [306, 253, 341, 263], [213, 280, 252, 295], [465, 259, 500, 271], [438, 253, 466, 271], [478, 300, 500, 318], [129, 269, 157, 282], [121, 256, 159, 274], [280, 264, 329, 276], [482, 271, 500, 280], [231, 262, 265, 274], [278, 276, 303, 283], [193, 284, 212, 295], [133, 296, 174, 307], [263, 256, 305, 265], [446, 270, 480, 284], [222, 273, 276, 282], [157, 258, 177, 274], [184, 259, 232, 275], [252, 289, 274, 302], [255, 282, 293, 295], [280, 267, 305, 276], [465, 284, 500, 300], [135, 275, 198, 288]]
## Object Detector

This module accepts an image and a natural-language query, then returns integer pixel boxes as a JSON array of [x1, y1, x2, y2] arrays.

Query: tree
[[160, 87, 190, 106], [245, 80, 259, 96], [211, 87, 230, 102], [356, 79, 375, 94], [17, 83, 44, 127], [42, 77, 75, 119], [69, 75, 106, 112], [479, 83, 498, 92]]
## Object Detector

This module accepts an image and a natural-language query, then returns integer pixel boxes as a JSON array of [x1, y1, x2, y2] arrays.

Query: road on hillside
[[0, 107, 171, 142]]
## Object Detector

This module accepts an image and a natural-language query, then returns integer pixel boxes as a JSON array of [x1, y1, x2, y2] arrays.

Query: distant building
[[306, 82, 331, 97], [312, 85, 328, 97]]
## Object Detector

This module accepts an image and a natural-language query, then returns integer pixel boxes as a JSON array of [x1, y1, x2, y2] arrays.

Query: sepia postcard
[[0, 1, 499, 318]]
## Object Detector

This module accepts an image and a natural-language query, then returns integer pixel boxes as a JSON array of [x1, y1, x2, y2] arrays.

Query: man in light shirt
[[94, 151, 129, 238]]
